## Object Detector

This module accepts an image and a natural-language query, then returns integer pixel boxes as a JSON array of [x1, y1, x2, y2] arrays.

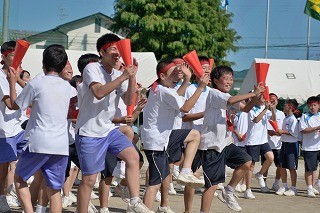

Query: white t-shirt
[[75, 62, 128, 137], [232, 112, 248, 147], [182, 84, 209, 132], [141, 84, 185, 151], [0, 69, 23, 138], [280, 114, 299, 143], [299, 112, 320, 151], [114, 98, 127, 126], [15, 74, 73, 155], [172, 81, 185, 129], [267, 109, 285, 149], [200, 88, 240, 152], [246, 106, 269, 146]]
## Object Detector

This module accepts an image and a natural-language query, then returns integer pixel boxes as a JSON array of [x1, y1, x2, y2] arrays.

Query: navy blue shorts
[[279, 142, 299, 170], [167, 129, 191, 163], [202, 143, 252, 188], [303, 150, 320, 172], [246, 143, 272, 163], [144, 150, 170, 186]]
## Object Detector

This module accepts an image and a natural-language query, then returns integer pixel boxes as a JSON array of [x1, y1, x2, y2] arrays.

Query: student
[[200, 65, 264, 213], [0, 41, 26, 212], [244, 94, 275, 199], [20, 70, 31, 83], [7, 44, 72, 213], [263, 93, 285, 192], [141, 60, 209, 212], [299, 96, 320, 198], [275, 99, 300, 196], [74, 33, 152, 213]]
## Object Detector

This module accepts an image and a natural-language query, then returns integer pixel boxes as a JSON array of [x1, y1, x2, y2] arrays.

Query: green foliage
[[112, 0, 239, 66]]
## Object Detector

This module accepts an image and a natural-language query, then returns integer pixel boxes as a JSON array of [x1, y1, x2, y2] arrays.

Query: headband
[[159, 62, 176, 75], [172, 58, 184, 65], [200, 60, 210, 65], [100, 42, 117, 51], [1, 49, 15, 65]]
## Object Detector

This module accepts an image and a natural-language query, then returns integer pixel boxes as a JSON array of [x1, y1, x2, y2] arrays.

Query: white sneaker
[[307, 188, 316, 198], [261, 186, 270, 193], [235, 184, 242, 193], [284, 188, 297, 196], [272, 183, 280, 192], [112, 161, 126, 179], [172, 170, 180, 180], [313, 187, 320, 195], [91, 191, 99, 200], [217, 183, 224, 190], [88, 201, 98, 213], [6, 195, 20, 207], [115, 185, 130, 203], [177, 172, 205, 188], [69, 192, 77, 203], [276, 187, 287, 196], [0, 195, 11, 213], [156, 206, 175, 213], [254, 173, 266, 188], [215, 191, 226, 203], [221, 189, 242, 212], [240, 184, 246, 192], [99, 207, 110, 213], [244, 189, 255, 199], [155, 190, 161, 202], [175, 184, 185, 191], [126, 199, 155, 213], [168, 185, 177, 195], [62, 196, 72, 208]]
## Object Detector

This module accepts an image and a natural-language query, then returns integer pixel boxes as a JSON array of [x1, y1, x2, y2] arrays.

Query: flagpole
[[307, 16, 311, 60], [264, 0, 270, 59]]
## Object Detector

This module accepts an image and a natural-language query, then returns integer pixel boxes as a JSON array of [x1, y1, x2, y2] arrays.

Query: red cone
[[209, 58, 215, 70], [255, 63, 269, 85], [269, 120, 279, 131], [12, 40, 30, 70], [183, 50, 204, 78], [127, 92, 138, 117], [116, 39, 132, 66]]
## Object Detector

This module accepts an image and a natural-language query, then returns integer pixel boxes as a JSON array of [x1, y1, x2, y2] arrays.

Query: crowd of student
[[1, 33, 320, 213]]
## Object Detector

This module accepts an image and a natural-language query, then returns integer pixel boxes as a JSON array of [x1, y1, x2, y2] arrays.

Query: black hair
[[210, 65, 233, 88], [96, 33, 121, 53], [307, 96, 320, 105], [269, 93, 278, 99], [198, 56, 210, 62], [285, 99, 300, 118], [20, 70, 30, 79], [156, 60, 172, 78], [1, 40, 16, 54], [69, 75, 82, 88], [42, 44, 68, 73], [77, 53, 100, 74]]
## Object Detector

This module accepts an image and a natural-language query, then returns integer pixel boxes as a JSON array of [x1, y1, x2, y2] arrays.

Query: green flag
[[305, 0, 320, 21]]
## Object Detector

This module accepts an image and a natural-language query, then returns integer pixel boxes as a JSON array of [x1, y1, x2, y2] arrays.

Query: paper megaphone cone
[[127, 92, 138, 117], [263, 86, 270, 102], [183, 50, 204, 78], [269, 120, 279, 131], [255, 63, 269, 85], [116, 39, 132, 66], [209, 58, 214, 70], [12, 40, 30, 70]]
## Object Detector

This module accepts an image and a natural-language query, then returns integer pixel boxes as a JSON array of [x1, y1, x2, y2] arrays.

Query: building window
[[286, 73, 296, 79], [95, 18, 101, 33]]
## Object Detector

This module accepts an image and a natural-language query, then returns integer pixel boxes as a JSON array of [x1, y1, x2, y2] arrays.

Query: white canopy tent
[[19, 49, 158, 88], [239, 58, 320, 104]]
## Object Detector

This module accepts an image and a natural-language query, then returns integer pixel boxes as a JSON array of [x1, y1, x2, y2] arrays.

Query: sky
[[0, 0, 318, 71]]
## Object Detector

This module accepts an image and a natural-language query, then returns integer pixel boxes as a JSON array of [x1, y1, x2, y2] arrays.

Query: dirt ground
[[11, 158, 320, 213]]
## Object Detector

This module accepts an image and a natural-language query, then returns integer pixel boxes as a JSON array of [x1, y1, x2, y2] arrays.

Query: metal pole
[[2, 0, 10, 42], [264, 0, 270, 58], [307, 16, 311, 60]]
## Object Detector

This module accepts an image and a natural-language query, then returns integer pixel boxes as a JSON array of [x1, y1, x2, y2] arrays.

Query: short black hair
[[269, 93, 278, 99], [20, 70, 30, 79], [69, 75, 82, 88], [1, 40, 16, 54], [286, 99, 298, 111], [77, 53, 100, 74], [210, 65, 233, 88], [307, 96, 320, 105], [156, 60, 172, 78], [96, 33, 121, 53], [198, 56, 210, 62], [42, 44, 68, 73]]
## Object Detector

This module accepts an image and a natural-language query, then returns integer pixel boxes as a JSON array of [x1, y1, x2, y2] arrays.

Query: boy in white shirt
[[8, 44, 73, 213], [75, 34, 151, 213], [299, 96, 320, 198], [0, 41, 26, 212], [141, 60, 209, 212], [200, 65, 264, 213], [276, 99, 300, 196]]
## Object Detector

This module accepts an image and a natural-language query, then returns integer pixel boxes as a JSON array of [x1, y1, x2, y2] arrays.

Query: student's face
[[172, 65, 183, 82], [1, 51, 14, 67], [270, 95, 278, 106], [60, 63, 73, 81], [160, 66, 177, 87], [213, 73, 233, 93], [308, 102, 320, 114], [22, 72, 31, 82], [202, 64, 211, 85], [100, 45, 120, 68], [283, 103, 291, 114]]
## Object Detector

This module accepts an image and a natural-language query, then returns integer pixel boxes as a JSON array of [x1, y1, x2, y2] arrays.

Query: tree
[[112, 0, 239, 66]]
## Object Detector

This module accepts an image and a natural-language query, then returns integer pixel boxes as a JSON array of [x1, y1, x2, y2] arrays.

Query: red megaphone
[[263, 86, 270, 102], [127, 92, 138, 117], [183, 50, 204, 78], [209, 58, 214, 70], [269, 120, 279, 131], [12, 40, 30, 70], [116, 39, 132, 66], [255, 63, 269, 86]]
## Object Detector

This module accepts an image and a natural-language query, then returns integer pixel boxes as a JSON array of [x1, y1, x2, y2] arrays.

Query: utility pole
[[2, 0, 10, 42], [264, 0, 270, 58]]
